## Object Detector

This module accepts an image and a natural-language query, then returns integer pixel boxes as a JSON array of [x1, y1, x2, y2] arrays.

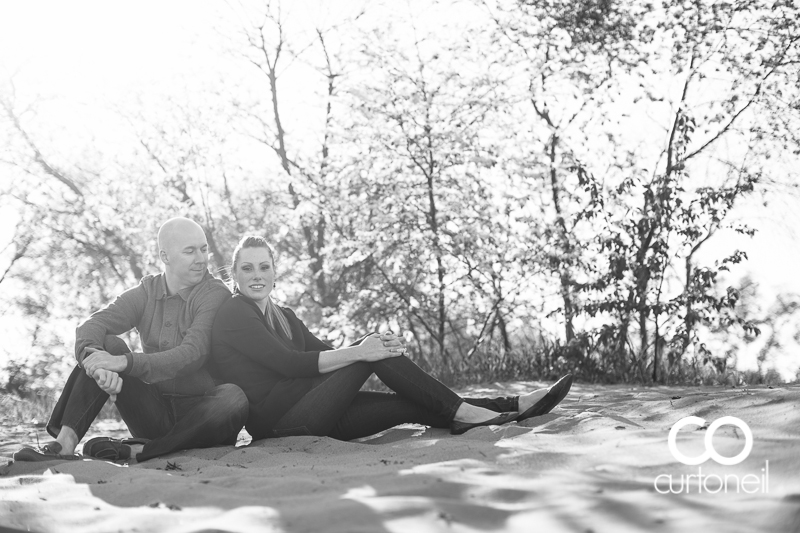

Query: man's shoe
[[13, 442, 79, 462], [450, 411, 518, 435], [83, 437, 149, 461], [516, 374, 573, 422]]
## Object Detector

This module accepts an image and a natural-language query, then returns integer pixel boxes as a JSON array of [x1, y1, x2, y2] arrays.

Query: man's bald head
[[158, 217, 206, 254], [157, 217, 210, 293]]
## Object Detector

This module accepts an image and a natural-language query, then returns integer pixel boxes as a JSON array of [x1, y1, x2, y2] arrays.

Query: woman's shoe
[[450, 411, 518, 435], [516, 374, 573, 422]]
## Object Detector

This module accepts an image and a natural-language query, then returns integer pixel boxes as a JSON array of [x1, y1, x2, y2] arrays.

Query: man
[[14, 217, 248, 462]]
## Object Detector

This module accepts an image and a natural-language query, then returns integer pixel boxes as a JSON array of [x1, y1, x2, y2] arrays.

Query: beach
[[2, 381, 799, 533]]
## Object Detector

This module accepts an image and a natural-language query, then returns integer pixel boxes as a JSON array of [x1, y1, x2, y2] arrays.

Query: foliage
[[0, 390, 121, 426], [1, 0, 799, 391]]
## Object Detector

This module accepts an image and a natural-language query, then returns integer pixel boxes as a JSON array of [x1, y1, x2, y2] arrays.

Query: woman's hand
[[317, 332, 406, 373], [358, 334, 403, 362], [379, 331, 406, 354]]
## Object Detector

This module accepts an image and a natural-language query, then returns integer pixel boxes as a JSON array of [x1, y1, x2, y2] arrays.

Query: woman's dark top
[[211, 293, 332, 439]]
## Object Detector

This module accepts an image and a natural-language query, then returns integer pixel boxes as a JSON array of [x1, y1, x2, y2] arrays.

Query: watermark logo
[[667, 416, 753, 466], [655, 416, 768, 495]]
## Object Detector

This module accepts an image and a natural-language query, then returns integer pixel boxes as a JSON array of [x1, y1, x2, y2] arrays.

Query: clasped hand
[[83, 348, 126, 400], [92, 368, 123, 398], [359, 331, 407, 362]]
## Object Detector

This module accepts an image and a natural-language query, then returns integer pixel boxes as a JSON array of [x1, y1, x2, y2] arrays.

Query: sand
[[1, 381, 799, 533]]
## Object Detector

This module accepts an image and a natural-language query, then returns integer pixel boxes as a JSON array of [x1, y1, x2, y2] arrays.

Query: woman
[[211, 235, 572, 441]]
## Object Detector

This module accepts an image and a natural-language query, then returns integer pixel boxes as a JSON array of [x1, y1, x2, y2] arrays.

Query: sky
[[1, 0, 799, 379]]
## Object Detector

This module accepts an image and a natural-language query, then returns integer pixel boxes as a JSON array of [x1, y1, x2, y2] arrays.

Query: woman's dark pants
[[273, 355, 518, 440]]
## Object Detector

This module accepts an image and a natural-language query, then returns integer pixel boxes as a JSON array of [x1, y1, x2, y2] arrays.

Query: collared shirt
[[75, 271, 231, 394]]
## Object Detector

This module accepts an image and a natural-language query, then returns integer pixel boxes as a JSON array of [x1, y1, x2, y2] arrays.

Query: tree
[[483, 0, 646, 351], [226, 0, 368, 320], [483, 0, 799, 381], [342, 18, 532, 373]]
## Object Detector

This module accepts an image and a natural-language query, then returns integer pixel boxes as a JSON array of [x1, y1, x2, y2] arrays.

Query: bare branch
[[316, 28, 338, 178], [665, 52, 697, 174], [0, 234, 31, 286], [139, 139, 169, 175], [0, 96, 83, 198]]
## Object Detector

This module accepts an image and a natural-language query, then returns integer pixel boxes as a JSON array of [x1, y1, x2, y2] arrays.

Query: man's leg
[[112, 375, 174, 439], [134, 384, 248, 462], [47, 367, 175, 455], [46, 366, 108, 454], [47, 336, 171, 455]]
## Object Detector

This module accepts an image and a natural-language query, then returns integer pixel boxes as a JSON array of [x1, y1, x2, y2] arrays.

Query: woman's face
[[234, 247, 275, 304]]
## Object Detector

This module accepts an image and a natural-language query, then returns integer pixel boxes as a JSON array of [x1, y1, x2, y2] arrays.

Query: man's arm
[[75, 281, 148, 365], [124, 280, 230, 383]]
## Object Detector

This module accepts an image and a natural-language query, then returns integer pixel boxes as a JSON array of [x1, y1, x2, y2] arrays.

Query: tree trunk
[[258, 30, 331, 310], [425, 164, 449, 368], [548, 134, 575, 343], [638, 303, 649, 382]]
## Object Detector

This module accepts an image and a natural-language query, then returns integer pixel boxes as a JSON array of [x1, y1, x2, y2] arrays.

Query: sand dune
[[2, 382, 799, 532]]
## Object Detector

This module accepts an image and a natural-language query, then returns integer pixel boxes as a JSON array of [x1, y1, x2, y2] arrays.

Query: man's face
[[162, 225, 209, 291]]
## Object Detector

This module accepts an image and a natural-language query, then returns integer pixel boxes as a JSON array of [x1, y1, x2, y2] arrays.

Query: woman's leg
[[328, 391, 448, 440], [367, 356, 462, 421], [463, 396, 518, 413], [273, 352, 525, 439], [272, 362, 373, 437], [368, 356, 518, 423], [328, 391, 521, 441]]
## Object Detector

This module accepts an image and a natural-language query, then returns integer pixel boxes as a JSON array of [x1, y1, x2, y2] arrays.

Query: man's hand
[[92, 368, 122, 402], [83, 348, 128, 377]]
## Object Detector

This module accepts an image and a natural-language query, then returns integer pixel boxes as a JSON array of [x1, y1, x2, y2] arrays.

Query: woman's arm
[[215, 299, 403, 377], [317, 334, 401, 373], [283, 308, 404, 373]]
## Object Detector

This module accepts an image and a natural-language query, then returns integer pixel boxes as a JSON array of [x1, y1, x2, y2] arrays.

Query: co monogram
[[668, 416, 753, 466]]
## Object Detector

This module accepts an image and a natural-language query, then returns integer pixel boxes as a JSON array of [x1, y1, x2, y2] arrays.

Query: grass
[[2, 343, 796, 428], [367, 337, 797, 391], [0, 391, 121, 428]]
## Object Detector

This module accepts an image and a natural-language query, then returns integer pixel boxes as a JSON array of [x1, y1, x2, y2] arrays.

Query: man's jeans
[[48, 336, 248, 461], [272, 355, 518, 440]]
